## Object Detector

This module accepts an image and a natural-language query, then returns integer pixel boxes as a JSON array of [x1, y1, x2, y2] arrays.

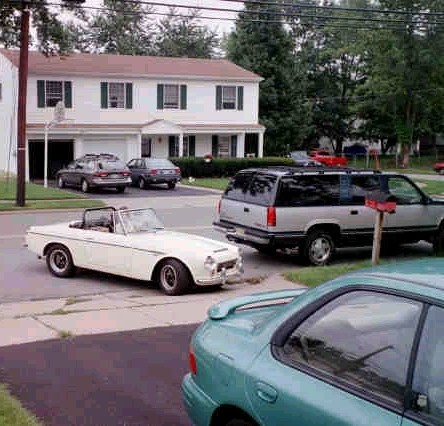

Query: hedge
[[169, 157, 294, 178]]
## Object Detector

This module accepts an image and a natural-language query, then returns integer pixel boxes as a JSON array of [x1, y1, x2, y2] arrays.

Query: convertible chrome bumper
[[196, 264, 243, 286]]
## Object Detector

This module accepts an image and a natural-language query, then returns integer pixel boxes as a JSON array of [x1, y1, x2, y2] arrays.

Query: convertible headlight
[[204, 256, 217, 273]]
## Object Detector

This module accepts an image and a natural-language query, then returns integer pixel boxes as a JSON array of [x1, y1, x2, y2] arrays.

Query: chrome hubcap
[[49, 249, 68, 272], [58, 177, 63, 187], [309, 237, 331, 263], [139, 179, 144, 188], [82, 181, 88, 192], [160, 265, 177, 289]]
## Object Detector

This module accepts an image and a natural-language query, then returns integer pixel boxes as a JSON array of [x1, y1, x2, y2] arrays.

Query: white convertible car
[[25, 207, 243, 295]]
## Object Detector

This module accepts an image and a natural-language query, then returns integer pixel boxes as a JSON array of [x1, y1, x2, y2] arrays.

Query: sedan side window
[[280, 291, 422, 406], [410, 306, 444, 423]]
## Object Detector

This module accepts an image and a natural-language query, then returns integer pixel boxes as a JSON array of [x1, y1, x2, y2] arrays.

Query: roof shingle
[[0, 49, 262, 81]]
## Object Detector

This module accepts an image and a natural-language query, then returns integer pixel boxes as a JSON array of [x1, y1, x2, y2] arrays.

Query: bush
[[169, 157, 294, 178]]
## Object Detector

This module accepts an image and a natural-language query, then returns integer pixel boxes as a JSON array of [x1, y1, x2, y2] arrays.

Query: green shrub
[[169, 157, 294, 178]]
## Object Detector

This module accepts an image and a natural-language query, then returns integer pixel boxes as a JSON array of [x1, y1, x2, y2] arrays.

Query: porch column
[[178, 132, 184, 157], [237, 132, 245, 158], [25, 137, 29, 182], [258, 132, 264, 158], [74, 136, 84, 159], [136, 132, 142, 158]]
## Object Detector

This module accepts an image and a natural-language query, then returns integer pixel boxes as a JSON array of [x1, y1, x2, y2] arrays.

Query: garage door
[[83, 140, 127, 162]]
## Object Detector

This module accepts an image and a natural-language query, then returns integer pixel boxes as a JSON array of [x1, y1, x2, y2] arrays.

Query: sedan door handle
[[255, 381, 277, 403], [350, 210, 358, 215], [244, 207, 250, 212]]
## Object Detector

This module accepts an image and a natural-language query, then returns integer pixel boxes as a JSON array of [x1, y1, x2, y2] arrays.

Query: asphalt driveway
[[0, 325, 197, 426]]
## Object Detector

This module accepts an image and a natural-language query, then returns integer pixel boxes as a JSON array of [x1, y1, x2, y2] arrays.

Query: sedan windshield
[[115, 208, 164, 234]]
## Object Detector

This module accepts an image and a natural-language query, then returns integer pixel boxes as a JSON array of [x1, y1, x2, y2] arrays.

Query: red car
[[434, 162, 444, 175], [309, 150, 348, 167]]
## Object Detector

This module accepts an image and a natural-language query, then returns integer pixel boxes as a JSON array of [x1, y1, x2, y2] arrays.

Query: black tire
[[167, 182, 176, 190], [156, 259, 192, 295], [57, 176, 65, 188], [225, 418, 255, 426], [116, 186, 126, 193], [433, 225, 444, 256], [46, 244, 76, 278], [301, 230, 335, 266], [138, 177, 146, 189], [81, 179, 90, 193]]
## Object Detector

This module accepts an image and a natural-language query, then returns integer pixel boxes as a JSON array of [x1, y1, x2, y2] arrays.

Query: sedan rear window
[[145, 159, 175, 168]]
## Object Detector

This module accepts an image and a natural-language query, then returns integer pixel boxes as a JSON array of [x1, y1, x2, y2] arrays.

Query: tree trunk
[[402, 144, 410, 168]]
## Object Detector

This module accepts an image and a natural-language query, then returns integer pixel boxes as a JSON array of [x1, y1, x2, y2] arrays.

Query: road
[[0, 324, 196, 426], [0, 189, 434, 303]]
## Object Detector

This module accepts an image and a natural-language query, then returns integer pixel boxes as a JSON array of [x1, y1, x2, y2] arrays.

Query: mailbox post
[[365, 190, 397, 265]]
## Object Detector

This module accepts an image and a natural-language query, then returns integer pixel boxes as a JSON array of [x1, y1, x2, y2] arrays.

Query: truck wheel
[[301, 230, 335, 266]]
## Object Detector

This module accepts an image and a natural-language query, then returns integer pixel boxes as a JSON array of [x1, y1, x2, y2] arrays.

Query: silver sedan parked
[[127, 158, 182, 190]]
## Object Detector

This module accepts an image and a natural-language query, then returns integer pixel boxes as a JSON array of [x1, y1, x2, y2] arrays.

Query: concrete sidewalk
[[0, 274, 302, 347]]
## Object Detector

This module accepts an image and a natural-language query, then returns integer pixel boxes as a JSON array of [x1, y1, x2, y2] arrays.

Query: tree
[[77, 0, 155, 54], [226, 0, 312, 155], [0, 0, 85, 54], [153, 8, 219, 58], [354, 0, 444, 166]]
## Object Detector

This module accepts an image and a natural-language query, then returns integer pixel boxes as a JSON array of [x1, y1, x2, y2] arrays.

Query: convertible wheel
[[167, 182, 176, 190], [57, 176, 65, 188], [81, 179, 90, 193], [301, 230, 335, 266], [157, 259, 191, 295], [138, 177, 146, 189], [46, 244, 76, 278]]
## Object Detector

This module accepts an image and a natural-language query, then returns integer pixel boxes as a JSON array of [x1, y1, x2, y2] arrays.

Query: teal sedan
[[182, 259, 444, 426]]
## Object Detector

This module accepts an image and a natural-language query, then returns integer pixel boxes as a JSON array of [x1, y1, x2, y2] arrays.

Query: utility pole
[[16, 0, 30, 207]]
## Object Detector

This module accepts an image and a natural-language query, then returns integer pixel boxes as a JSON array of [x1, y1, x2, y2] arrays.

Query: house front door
[[141, 135, 151, 158]]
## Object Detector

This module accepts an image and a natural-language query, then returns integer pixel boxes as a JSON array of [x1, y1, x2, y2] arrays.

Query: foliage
[[0, 383, 42, 426], [170, 157, 294, 178], [226, 0, 313, 155], [153, 8, 219, 58]]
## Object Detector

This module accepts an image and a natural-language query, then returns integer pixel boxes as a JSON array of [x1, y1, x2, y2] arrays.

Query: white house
[[0, 49, 265, 180]]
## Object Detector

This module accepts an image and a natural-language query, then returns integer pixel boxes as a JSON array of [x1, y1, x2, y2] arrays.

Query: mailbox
[[365, 190, 397, 214]]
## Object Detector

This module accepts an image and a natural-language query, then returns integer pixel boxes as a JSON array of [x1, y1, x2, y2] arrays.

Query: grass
[[0, 179, 85, 200], [181, 178, 228, 191], [416, 179, 444, 196], [0, 383, 42, 426], [283, 260, 385, 287], [65, 297, 92, 306], [57, 330, 73, 339], [0, 199, 105, 211]]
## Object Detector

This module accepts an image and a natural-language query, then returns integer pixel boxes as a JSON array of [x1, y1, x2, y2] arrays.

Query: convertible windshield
[[116, 208, 164, 234]]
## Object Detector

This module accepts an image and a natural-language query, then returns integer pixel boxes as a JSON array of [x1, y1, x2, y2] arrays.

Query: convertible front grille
[[217, 260, 237, 272]]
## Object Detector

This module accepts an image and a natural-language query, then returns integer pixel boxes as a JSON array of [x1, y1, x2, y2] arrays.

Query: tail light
[[267, 207, 276, 227], [217, 199, 221, 214], [189, 344, 197, 375], [149, 169, 158, 175], [122, 171, 131, 176], [93, 171, 108, 177], [175, 167, 181, 174]]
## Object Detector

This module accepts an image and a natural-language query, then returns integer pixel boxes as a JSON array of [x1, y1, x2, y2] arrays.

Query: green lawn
[[0, 384, 42, 426], [0, 199, 105, 211], [0, 179, 85, 200], [283, 260, 387, 287]]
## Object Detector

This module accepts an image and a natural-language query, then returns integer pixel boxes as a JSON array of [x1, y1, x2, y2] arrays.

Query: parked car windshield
[[145, 159, 175, 168], [98, 160, 127, 170], [116, 208, 165, 234]]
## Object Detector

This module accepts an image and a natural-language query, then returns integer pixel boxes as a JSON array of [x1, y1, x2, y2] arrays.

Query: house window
[[222, 86, 236, 109], [218, 136, 230, 158], [109, 83, 125, 108], [45, 81, 63, 107], [164, 85, 179, 109]]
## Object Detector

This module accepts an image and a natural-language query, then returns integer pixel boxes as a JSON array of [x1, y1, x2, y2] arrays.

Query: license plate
[[236, 227, 245, 236], [161, 170, 173, 175], [109, 174, 120, 178]]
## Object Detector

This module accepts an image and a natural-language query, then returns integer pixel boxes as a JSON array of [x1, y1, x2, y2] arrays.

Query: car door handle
[[350, 210, 358, 215], [244, 207, 250, 212], [255, 381, 277, 403]]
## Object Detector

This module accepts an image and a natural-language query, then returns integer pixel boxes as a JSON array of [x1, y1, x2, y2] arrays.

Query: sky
[[84, 0, 244, 35]]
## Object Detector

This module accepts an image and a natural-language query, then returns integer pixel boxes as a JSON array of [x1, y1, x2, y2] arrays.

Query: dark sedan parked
[[127, 158, 181, 189], [56, 154, 132, 193]]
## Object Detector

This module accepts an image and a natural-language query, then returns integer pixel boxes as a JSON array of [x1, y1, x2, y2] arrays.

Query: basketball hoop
[[54, 101, 65, 123]]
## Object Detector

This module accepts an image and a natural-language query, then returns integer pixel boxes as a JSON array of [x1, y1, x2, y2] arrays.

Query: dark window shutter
[[64, 81, 72, 108], [216, 86, 222, 110], [168, 136, 176, 157], [157, 84, 164, 109], [189, 135, 195, 157], [212, 135, 218, 157], [237, 86, 243, 110], [125, 83, 133, 109], [101, 82, 108, 109], [180, 85, 187, 110], [231, 135, 238, 158], [37, 80, 45, 108]]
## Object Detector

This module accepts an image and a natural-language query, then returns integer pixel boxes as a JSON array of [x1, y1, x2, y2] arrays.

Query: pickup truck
[[309, 150, 348, 167]]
